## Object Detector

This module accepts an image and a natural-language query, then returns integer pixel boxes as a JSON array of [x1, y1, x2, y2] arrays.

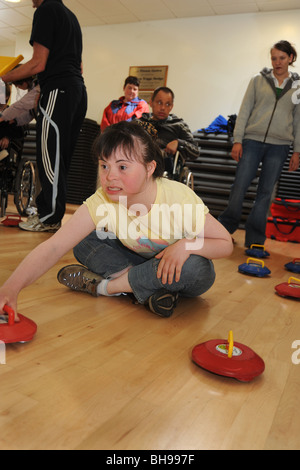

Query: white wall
[[0, 45, 15, 56], [3, 9, 300, 132]]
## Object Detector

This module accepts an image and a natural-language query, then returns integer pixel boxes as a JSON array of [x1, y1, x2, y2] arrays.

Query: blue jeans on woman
[[218, 139, 290, 247], [73, 231, 216, 304]]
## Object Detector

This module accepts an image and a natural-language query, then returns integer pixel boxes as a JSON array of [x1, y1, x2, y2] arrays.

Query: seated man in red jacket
[[100, 76, 149, 131]]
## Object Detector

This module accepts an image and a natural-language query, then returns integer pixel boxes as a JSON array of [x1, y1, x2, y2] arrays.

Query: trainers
[[26, 206, 38, 216], [57, 264, 103, 297], [19, 214, 61, 233], [147, 289, 179, 317]]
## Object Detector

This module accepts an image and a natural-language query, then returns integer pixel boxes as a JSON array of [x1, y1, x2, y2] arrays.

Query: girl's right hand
[[155, 239, 190, 285], [0, 288, 18, 321], [231, 143, 243, 162]]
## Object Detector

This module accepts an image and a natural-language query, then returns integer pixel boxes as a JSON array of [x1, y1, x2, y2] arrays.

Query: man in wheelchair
[[0, 75, 38, 217], [137, 87, 199, 188], [0, 98, 24, 217]]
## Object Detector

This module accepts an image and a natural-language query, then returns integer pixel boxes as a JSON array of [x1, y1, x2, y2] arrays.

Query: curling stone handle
[[227, 330, 234, 359], [288, 277, 300, 285], [3, 305, 16, 326], [292, 259, 300, 263], [250, 244, 265, 250], [247, 258, 265, 267]]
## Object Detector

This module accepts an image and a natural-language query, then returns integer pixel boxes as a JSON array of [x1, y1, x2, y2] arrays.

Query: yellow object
[[0, 55, 24, 76], [250, 244, 265, 250], [247, 257, 265, 268], [228, 330, 234, 359], [288, 277, 300, 286]]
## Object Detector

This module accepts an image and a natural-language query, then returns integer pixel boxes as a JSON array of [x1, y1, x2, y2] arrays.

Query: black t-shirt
[[30, 0, 83, 92]]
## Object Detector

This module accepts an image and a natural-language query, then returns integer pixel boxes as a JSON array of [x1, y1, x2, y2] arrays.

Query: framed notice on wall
[[129, 65, 168, 102]]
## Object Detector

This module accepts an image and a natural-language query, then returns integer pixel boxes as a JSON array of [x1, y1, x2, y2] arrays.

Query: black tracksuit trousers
[[36, 82, 87, 224]]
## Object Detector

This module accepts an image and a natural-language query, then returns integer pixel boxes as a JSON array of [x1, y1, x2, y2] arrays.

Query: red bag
[[271, 198, 300, 219], [266, 217, 300, 243]]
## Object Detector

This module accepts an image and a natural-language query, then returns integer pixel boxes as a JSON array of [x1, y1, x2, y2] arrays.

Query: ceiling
[[0, 0, 300, 47]]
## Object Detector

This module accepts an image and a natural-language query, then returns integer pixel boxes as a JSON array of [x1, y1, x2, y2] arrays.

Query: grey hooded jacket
[[234, 67, 300, 152]]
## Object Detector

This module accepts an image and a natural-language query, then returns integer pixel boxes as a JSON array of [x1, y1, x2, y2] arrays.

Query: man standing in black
[[1, 0, 87, 232]]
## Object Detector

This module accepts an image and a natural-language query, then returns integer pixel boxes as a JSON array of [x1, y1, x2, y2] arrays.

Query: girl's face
[[271, 47, 293, 78], [99, 148, 156, 205]]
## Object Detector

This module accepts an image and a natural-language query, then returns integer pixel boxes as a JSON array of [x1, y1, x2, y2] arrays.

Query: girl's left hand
[[155, 239, 190, 285], [289, 152, 300, 171]]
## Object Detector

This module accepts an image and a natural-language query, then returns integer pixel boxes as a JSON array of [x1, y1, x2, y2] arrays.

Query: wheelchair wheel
[[180, 166, 194, 190], [14, 160, 36, 216]]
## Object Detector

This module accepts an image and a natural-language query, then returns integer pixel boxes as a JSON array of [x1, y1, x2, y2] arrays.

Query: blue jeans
[[218, 139, 290, 246], [73, 231, 216, 304]]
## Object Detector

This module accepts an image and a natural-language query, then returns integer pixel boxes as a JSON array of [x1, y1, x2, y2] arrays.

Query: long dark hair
[[94, 121, 164, 178]]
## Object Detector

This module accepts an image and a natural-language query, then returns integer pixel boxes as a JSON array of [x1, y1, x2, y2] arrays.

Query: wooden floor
[[0, 197, 300, 450]]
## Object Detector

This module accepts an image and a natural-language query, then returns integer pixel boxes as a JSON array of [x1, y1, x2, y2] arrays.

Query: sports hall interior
[[0, 0, 300, 450]]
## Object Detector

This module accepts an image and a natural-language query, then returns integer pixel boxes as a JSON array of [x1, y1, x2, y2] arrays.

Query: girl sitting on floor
[[0, 121, 233, 318]]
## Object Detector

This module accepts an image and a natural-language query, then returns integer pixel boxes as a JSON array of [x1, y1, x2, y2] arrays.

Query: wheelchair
[[0, 127, 37, 218], [163, 151, 194, 190]]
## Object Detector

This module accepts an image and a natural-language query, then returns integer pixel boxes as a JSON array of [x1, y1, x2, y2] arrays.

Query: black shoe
[[147, 289, 179, 317]]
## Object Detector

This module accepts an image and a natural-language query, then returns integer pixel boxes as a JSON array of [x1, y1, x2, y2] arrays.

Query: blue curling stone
[[245, 247, 270, 258], [238, 258, 271, 277], [285, 260, 300, 274]]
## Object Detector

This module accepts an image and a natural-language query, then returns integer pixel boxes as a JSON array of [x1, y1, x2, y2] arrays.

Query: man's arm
[[132, 100, 150, 120], [0, 86, 40, 125], [1, 43, 49, 83], [100, 102, 113, 131], [174, 120, 200, 161]]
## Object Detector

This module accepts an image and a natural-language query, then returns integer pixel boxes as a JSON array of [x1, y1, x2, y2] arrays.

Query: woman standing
[[219, 40, 300, 247]]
